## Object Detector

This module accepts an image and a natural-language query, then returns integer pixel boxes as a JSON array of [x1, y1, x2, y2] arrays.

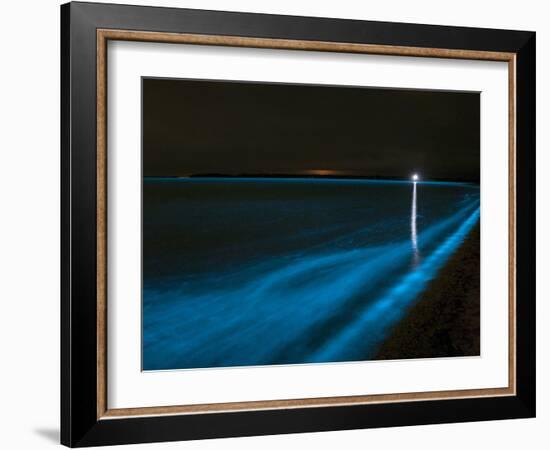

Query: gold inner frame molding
[[96, 28, 517, 420]]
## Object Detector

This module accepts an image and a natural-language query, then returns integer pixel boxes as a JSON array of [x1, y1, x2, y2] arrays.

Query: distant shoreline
[[143, 174, 481, 184], [374, 222, 480, 360]]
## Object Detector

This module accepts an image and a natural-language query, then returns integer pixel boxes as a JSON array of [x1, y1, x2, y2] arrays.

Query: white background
[[0, 0, 546, 449]]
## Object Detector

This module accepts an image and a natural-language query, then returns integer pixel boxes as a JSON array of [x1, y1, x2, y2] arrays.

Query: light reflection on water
[[411, 181, 419, 266], [142, 178, 480, 370]]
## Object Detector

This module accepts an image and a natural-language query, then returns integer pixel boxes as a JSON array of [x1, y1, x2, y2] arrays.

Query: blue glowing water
[[142, 178, 480, 370]]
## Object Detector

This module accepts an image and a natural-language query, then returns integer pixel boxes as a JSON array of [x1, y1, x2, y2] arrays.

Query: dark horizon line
[[143, 173, 481, 183]]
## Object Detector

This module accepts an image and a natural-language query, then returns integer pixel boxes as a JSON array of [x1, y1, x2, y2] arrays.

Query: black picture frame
[[61, 2, 535, 447]]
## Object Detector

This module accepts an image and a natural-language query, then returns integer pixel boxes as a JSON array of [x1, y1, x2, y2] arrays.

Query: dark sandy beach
[[374, 222, 480, 360]]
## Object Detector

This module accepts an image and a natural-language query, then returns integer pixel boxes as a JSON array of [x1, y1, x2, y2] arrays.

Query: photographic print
[[142, 78, 480, 371], [62, 6, 536, 444]]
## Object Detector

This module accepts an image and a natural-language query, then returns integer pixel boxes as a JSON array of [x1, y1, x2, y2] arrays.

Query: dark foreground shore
[[374, 222, 480, 360]]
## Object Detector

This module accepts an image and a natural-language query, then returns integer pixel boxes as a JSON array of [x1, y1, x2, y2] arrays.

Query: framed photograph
[[61, 2, 536, 447]]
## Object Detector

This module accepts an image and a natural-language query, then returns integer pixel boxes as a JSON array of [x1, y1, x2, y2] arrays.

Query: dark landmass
[[144, 174, 481, 184], [374, 222, 480, 360]]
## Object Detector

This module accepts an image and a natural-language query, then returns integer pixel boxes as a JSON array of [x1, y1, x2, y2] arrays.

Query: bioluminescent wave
[[142, 178, 480, 370], [309, 206, 480, 363]]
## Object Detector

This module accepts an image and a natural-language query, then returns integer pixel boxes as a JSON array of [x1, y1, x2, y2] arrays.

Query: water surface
[[142, 178, 480, 370]]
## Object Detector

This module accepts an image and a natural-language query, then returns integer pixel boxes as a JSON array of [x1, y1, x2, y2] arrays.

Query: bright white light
[[412, 174, 419, 182]]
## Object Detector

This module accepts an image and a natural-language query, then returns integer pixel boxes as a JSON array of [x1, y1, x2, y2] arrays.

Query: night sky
[[143, 78, 479, 181]]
